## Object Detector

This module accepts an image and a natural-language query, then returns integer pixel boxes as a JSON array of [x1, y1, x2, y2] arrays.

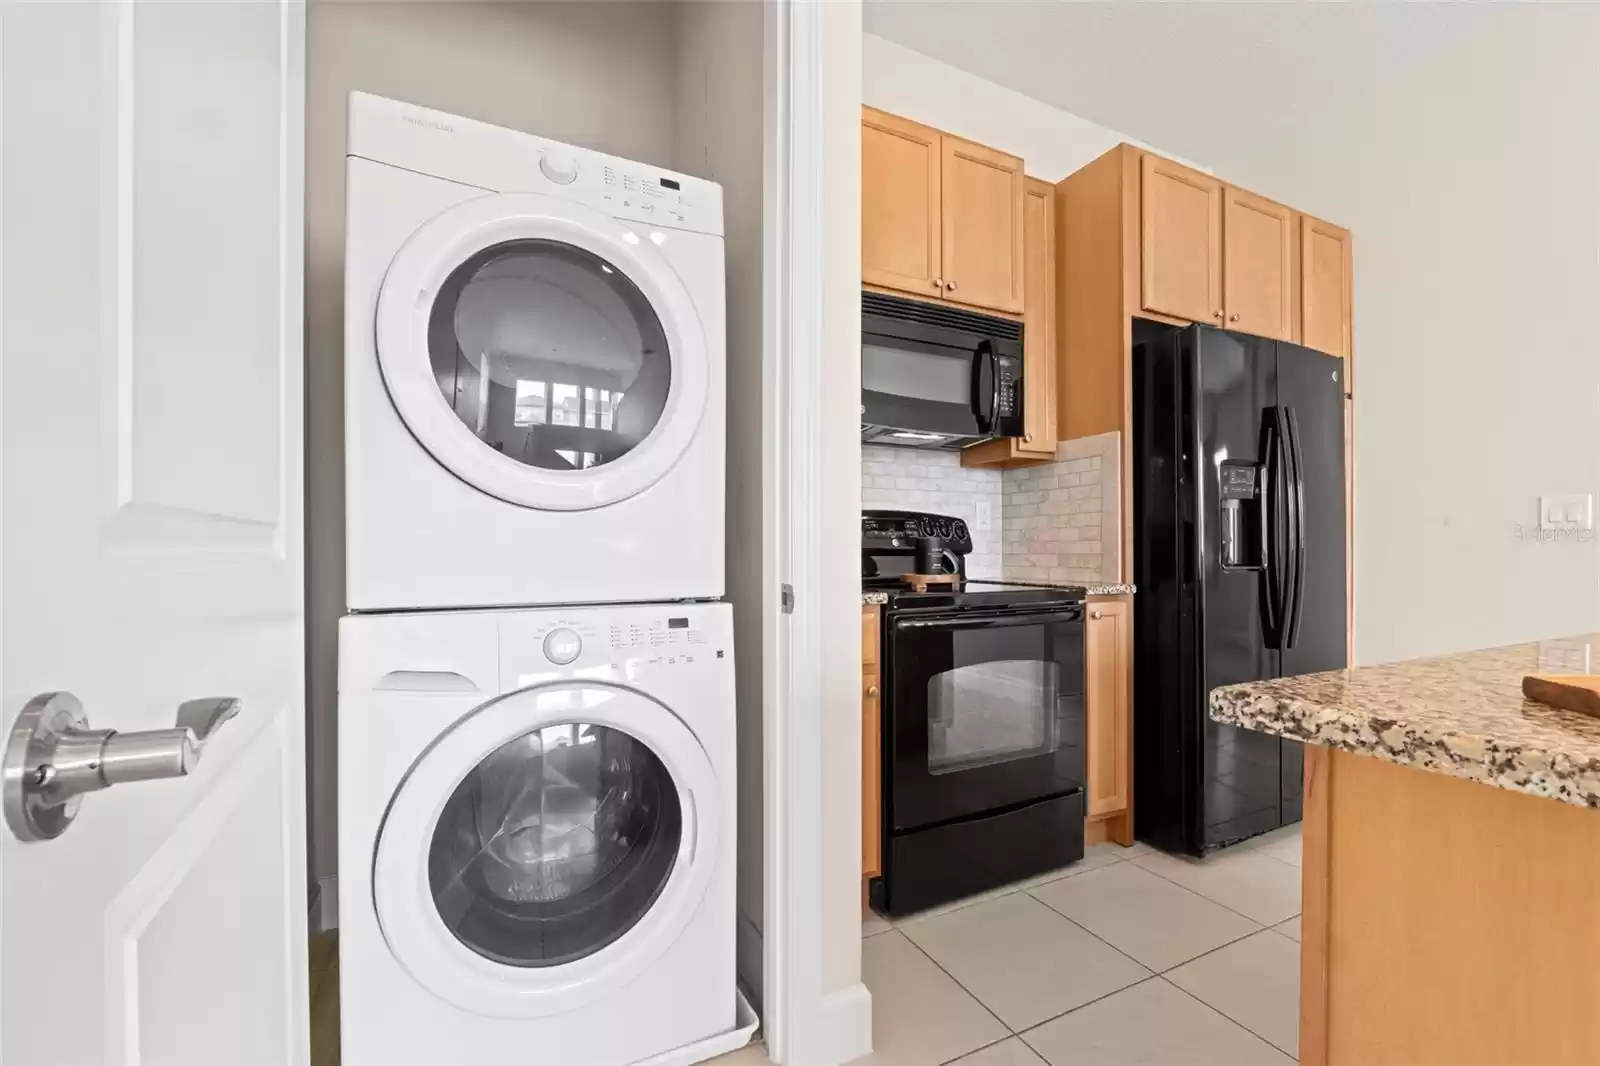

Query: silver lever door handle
[[4, 692, 241, 842]]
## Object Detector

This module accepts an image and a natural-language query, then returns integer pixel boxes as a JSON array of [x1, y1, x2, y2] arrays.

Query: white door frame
[[761, 2, 869, 1064]]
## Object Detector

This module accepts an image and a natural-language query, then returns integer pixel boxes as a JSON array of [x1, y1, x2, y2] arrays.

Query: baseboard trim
[[736, 910, 765, 1020], [815, 982, 872, 1065]]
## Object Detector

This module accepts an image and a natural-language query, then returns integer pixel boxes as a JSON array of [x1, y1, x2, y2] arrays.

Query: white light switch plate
[[1540, 493, 1593, 530], [974, 499, 993, 533]]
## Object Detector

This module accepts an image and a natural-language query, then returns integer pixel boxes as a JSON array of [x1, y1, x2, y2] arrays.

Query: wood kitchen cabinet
[[1223, 185, 1296, 343], [1085, 595, 1132, 843], [962, 176, 1056, 467], [1140, 153, 1222, 324], [862, 604, 882, 880], [862, 108, 943, 299], [1301, 213, 1354, 394], [861, 106, 1024, 315]]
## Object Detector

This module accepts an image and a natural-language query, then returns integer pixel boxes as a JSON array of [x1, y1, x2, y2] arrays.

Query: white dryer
[[344, 93, 725, 610], [338, 602, 735, 1066]]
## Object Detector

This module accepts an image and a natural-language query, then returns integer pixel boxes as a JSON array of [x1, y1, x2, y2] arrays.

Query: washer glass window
[[428, 240, 671, 472], [428, 722, 681, 968]]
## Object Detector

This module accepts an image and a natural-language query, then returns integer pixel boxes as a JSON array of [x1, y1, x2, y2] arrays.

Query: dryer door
[[373, 681, 721, 1018], [374, 192, 709, 511]]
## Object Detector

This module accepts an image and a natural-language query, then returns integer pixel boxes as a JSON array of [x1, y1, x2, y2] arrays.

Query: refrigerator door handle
[[1285, 405, 1308, 649], [1261, 408, 1285, 647]]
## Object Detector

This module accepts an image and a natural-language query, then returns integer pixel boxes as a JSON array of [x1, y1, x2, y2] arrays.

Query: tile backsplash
[[861, 433, 1122, 584], [1002, 432, 1121, 584], [861, 445, 1003, 578]]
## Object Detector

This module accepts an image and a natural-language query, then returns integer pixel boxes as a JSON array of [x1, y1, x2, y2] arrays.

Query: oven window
[[927, 660, 1061, 775]]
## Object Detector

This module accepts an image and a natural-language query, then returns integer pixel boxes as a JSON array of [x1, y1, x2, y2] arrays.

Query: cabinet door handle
[[866, 685, 879, 699], [1213, 310, 1225, 319], [1228, 313, 1240, 323], [932, 278, 944, 289], [946, 280, 959, 291], [1090, 609, 1103, 620]]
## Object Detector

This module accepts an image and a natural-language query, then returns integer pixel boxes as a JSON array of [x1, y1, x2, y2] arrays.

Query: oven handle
[[895, 607, 1084, 631]]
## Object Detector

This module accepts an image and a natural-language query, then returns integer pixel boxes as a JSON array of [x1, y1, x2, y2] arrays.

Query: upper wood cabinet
[[862, 109, 943, 298], [1086, 596, 1131, 818], [1223, 186, 1295, 342], [1140, 153, 1222, 324], [861, 107, 1025, 315], [1301, 214, 1354, 393], [963, 176, 1055, 468], [941, 135, 1025, 314]]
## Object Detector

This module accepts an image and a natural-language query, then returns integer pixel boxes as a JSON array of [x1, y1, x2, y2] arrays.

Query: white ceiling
[[862, 1, 1510, 169]]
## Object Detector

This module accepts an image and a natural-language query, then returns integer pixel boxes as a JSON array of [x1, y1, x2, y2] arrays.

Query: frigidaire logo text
[[401, 114, 454, 134]]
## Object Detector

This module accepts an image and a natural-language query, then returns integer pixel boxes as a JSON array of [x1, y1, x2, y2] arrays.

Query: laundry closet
[[302, 4, 767, 1063]]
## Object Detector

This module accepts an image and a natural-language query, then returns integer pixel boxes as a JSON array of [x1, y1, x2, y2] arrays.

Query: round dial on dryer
[[539, 153, 580, 185], [542, 627, 583, 665]]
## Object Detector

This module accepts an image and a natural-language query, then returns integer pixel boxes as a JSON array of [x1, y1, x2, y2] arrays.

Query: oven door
[[887, 604, 1086, 832]]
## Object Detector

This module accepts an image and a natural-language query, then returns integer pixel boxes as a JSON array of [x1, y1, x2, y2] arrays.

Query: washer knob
[[542, 627, 582, 665], [540, 153, 579, 185]]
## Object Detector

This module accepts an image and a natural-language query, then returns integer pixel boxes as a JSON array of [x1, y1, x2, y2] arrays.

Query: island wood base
[[1301, 747, 1600, 1065]]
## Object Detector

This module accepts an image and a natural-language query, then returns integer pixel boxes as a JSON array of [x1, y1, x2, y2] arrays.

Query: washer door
[[375, 193, 709, 511], [373, 681, 720, 1018]]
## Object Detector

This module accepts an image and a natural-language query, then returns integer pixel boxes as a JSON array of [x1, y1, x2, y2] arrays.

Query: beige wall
[[672, 0, 768, 997], [1221, 6, 1600, 664], [305, 1, 683, 883]]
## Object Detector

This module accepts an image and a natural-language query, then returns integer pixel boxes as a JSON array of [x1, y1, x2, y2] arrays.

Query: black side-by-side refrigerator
[[1132, 324, 1347, 856]]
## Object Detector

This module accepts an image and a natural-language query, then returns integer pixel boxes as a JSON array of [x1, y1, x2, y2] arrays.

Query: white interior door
[[0, 3, 307, 1065]]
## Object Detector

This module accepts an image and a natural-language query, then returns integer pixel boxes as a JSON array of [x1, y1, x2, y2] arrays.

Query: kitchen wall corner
[[1001, 431, 1122, 585]]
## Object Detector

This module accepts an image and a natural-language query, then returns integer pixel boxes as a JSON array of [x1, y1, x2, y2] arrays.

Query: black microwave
[[861, 291, 1024, 450]]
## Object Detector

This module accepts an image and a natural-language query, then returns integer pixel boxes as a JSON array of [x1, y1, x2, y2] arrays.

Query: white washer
[[338, 602, 736, 1066], [344, 92, 725, 610]]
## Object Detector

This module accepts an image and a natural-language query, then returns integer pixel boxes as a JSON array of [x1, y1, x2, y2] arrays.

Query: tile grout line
[[893, 928, 1017, 1040], [1125, 853, 1301, 929], [877, 849, 1140, 935], [1159, 970, 1301, 1062]]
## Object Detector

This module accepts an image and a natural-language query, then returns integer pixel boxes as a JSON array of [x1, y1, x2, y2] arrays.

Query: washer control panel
[[500, 606, 729, 689]]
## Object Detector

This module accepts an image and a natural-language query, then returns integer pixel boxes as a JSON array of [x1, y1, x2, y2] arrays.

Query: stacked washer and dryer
[[338, 93, 746, 1066]]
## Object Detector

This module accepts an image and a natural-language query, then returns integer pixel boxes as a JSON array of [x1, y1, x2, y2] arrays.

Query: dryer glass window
[[428, 722, 682, 968], [428, 240, 671, 472]]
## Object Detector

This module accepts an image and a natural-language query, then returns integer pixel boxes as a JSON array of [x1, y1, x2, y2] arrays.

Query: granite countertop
[[861, 583, 1134, 605], [1210, 634, 1600, 809]]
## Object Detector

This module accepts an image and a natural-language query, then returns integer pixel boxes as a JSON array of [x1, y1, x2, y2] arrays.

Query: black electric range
[[864, 510, 1087, 916]]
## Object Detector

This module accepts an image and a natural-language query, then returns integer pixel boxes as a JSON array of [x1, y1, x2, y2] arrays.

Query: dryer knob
[[542, 627, 583, 665], [540, 153, 580, 186]]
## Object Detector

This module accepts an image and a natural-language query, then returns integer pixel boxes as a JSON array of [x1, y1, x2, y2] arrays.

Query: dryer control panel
[[348, 92, 724, 238]]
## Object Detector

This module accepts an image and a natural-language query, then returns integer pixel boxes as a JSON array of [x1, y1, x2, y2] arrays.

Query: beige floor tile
[[1132, 846, 1302, 925], [1247, 825, 1304, 868], [708, 1041, 774, 1065], [889, 844, 1139, 927], [1166, 930, 1301, 1057], [948, 1036, 1049, 1065], [859, 930, 1009, 1066], [1273, 916, 1301, 942], [864, 906, 893, 938], [1021, 977, 1295, 1066], [1030, 862, 1259, 972], [899, 892, 1149, 1031]]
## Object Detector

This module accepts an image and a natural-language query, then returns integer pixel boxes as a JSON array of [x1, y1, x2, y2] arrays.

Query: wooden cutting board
[[1522, 674, 1600, 718]]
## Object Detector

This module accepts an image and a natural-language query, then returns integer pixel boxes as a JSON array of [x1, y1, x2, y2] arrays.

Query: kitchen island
[[1211, 635, 1600, 1066]]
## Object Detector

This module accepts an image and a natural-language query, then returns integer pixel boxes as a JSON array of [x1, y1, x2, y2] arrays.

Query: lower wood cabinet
[[1085, 595, 1131, 821], [862, 604, 882, 880]]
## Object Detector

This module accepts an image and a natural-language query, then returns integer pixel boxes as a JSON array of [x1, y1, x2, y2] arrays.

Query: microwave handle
[[969, 339, 996, 435]]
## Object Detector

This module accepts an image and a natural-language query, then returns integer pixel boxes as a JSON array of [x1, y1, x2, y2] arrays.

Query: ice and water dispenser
[[1219, 462, 1263, 569]]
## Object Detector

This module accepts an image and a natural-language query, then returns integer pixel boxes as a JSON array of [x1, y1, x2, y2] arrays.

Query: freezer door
[[1194, 327, 1288, 850], [1276, 341, 1349, 679]]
